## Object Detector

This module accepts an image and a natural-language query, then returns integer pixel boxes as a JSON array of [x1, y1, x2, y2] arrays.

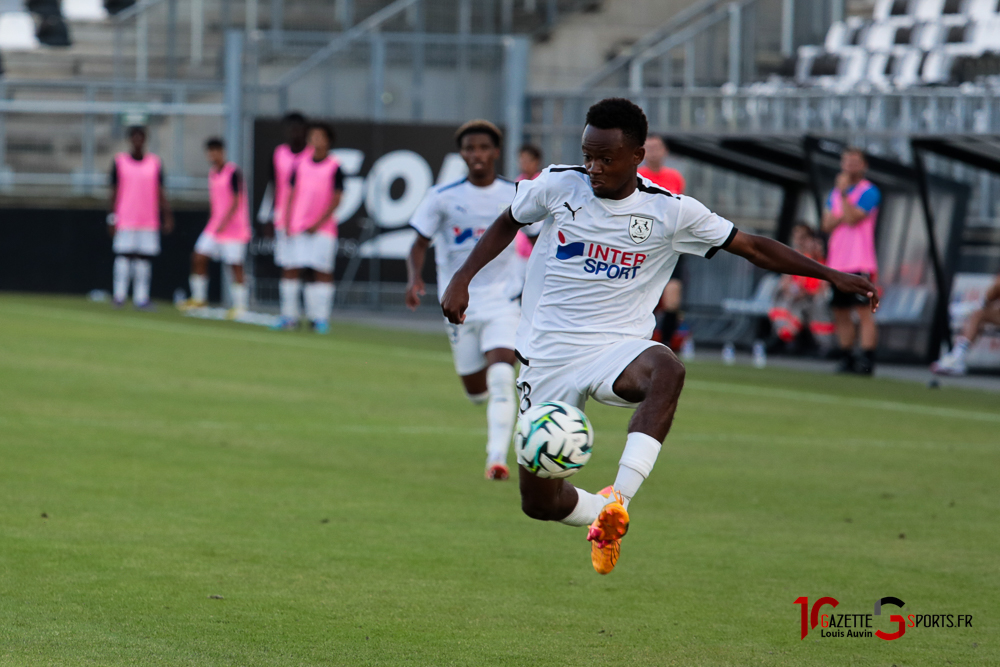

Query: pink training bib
[[273, 143, 313, 232], [828, 179, 879, 275], [205, 162, 251, 243], [288, 155, 340, 237], [114, 152, 161, 231]]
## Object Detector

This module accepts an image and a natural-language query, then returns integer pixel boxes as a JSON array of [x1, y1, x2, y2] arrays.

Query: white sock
[[485, 362, 516, 465], [467, 391, 489, 404], [132, 258, 152, 305], [112, 255, 130, 302], [279, 279, 301, 320], [953, 336, 970, 359], [313, 282, 334, 322], [559, 488, 615, 527], [230, 282, 248, 312], [614, 431, 663, 509], [189, 274, 208, 303]]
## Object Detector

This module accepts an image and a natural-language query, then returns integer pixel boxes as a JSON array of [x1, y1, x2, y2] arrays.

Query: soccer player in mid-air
[[108, 126, 174, 309], [180, 138, 252, 318], [406, 120, 521, 480], [441, 98, 879, 574]]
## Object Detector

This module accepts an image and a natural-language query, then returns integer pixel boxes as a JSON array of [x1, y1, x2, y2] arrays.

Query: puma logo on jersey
[[563, 202, 582, 220]]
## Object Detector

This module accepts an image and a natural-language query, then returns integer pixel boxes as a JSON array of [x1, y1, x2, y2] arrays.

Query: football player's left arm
[[159, 167, 174, 234], [725, 230, 879, 312]]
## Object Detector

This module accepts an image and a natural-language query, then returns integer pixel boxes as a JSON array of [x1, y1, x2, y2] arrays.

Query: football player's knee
[[467, 391, 489, 405], [652, 354, 685, 396]]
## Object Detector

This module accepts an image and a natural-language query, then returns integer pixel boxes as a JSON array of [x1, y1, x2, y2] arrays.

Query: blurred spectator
[[517, 144, 542, 182], [640, 135, 686, 347], [931, 273, 1000, 376], [822, 148, 881, 375], [767, 223, 834, 354], [638, 134, 684, 194]]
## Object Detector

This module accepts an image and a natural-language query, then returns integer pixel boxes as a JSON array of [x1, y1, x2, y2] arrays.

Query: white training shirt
[[510, 165, 737, 365], [410, 176, 520, 321]]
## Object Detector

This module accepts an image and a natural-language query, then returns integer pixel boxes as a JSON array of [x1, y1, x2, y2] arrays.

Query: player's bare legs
[[462, 347, 517, 480]]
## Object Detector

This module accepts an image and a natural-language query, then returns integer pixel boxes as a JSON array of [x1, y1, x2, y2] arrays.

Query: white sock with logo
[[131, 258, 152, 305], [189, 274, 208, 303], [952, 336, 971, 360], [614, 431, 663, 509], [559, 488, 616, 527], [279, 279, 301, 320], [485, 362, 516, 465], [230, 282, 248, 312], [112, 255, 130, 303], [313, 282, 334, 323]]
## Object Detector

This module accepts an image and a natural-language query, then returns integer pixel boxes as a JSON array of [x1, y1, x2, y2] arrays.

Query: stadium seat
[[0, 12, 41, 50], [62, 0, 108, 21], [894, 48, 928, 87], [721, 274, 782, 317], [865, 17, 919, 52], [914, 0, 947, 20], [967, 0, 1000, 19], [920, 49, 956, 83], [826, 17, 870, 54], [875, 0, 911, 20]]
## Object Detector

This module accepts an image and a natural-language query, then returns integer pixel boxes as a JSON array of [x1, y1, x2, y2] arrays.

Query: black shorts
[[830, 272, 872, 308]]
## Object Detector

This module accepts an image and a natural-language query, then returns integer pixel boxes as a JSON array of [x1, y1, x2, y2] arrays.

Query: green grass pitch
[[1, 293, 997, 666]]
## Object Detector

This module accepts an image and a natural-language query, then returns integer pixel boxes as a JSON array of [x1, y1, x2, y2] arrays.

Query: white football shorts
[[284, 233, 337, 273], [112, 229, 160, 256], [515, 338, 664, 413], [273, 228, 288, 268], [194, 231, 247, 266], [446, 313, 519, 376]]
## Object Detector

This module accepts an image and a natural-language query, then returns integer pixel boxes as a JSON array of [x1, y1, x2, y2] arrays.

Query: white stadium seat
[[62, 0, 108, 21], [0, 11, 40, 50], [967, 0, 1000, 19], [826, 17, 870, 53], [866, 52, 896, 88], [894, 48, 927, 87], [866, 17, 920, 52], [875, 0, 910, 20], [921, 49, 955, 83], [914, 0, 947, 20]]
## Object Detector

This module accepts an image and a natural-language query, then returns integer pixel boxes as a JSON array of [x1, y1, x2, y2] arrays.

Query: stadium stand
[[796, 0, 1000, 89]]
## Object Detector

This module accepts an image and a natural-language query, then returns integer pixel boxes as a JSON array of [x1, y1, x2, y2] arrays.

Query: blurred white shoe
[[931, 352, 967, 376]]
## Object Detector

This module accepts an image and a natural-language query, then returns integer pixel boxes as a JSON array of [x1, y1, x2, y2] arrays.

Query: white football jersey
[[410, 176, 520, 321], [510, 165, 737, 364]]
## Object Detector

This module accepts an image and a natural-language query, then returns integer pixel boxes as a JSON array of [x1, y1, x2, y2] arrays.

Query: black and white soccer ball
[[514, 401, 593, 479]]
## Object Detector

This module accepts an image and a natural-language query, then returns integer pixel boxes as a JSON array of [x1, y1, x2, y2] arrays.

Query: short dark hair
[[455, 119, 502, 148], [283, 112, 307, 125], [585, 98, 648, 147], [308, 122, 335, 144], [519, 143, 542, 160], [205, 137, 224, 150], [127, 125, 146, 139], [843, 146, 868, 162]]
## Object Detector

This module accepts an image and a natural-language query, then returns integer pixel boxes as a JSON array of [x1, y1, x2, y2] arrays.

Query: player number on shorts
[[516, 380, 532, 413]]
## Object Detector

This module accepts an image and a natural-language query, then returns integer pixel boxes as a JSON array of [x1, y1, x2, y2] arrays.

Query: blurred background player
[[639, 134, 686, 347], [932, 272, 1000, 376], [406, 120, 519, 480], [279, 122, 342, 333], [268, 113, 312, 310], [822, 148, 881, 375], [180, 138, 251, 318], [517, 143, 542, 181], [767, 223, 834, 354], [107, 126, 173, 309]]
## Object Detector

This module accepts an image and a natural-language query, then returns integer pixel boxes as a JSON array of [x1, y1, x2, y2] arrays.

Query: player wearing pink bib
[[180, 138, 252, 317], [107, 126, 173, 309], [822, 148, 881, 375], [267, 113, 312, 271], [277, 123, 343, 333]]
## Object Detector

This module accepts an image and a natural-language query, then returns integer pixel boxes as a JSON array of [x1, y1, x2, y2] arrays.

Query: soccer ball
[[514, 401, 594, 478]]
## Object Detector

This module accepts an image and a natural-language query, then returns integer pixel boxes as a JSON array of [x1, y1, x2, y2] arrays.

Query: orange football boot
[[587, 486, 629, 575]]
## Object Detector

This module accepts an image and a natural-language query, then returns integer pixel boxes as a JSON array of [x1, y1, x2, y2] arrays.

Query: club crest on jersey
[[629, 215, 653, 244]]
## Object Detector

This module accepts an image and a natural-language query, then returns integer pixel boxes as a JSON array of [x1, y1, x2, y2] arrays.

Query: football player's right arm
[[441, 208, 520, 324], [405, 234, 430, 310]]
